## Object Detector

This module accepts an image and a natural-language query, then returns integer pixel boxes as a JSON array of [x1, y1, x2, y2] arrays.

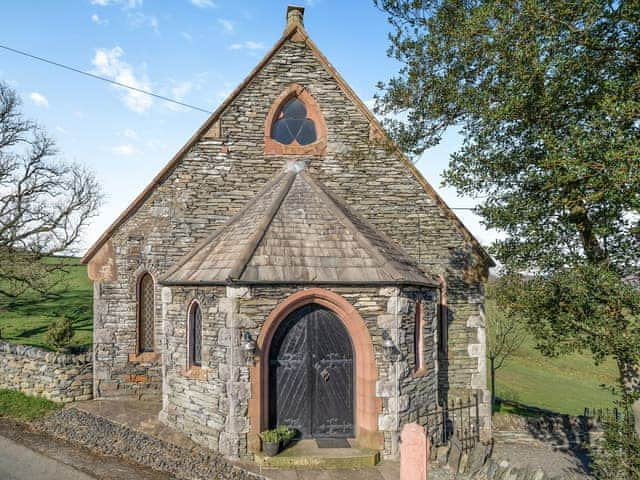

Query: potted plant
[[275, 426, 296, 448], [260, 429, 281, 457]]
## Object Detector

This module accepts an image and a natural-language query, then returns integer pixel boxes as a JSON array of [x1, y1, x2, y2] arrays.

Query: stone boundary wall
[[0, 340, 92, 402], [34, 408, 261, 480], [436, 441, 563, 480]]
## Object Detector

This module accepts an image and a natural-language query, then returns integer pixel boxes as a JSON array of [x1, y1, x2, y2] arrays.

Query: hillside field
[[0, 257, 93, 351]]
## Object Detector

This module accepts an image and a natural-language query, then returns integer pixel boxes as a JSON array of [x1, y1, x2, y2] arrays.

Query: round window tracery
[[271, 97, 317, 146]]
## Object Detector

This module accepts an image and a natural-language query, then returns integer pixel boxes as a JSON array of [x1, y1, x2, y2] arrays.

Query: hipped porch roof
[[161, 164, 437, 287]]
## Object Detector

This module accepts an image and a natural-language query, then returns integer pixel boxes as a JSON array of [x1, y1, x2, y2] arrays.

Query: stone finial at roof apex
[[285, 159, 308, 173], [287, 5, 305, 28]]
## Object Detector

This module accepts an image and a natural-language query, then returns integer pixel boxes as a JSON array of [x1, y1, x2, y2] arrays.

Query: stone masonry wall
[[160, 284, 438, 460], [0, 340, 92, 402], [93, 34, 489, 433]]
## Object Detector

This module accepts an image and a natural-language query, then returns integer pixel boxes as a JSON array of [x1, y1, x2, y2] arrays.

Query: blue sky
[[0, 0, 496, 252]]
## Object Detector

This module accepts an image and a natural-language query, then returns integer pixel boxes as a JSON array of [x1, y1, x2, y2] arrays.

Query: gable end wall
[[92, 37, 490, 436]]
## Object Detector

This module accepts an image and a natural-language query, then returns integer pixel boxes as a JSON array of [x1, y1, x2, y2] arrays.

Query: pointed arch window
[[188, 301, 202, 367], [264, 83, 327, 155], [137, 273, 155, 353]]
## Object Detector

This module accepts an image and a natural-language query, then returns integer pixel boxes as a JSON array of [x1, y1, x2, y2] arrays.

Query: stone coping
[[0, 339, 91, 366]]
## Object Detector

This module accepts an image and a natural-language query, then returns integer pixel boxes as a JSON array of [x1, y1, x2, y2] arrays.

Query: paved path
[[0, 434, 94, 480]]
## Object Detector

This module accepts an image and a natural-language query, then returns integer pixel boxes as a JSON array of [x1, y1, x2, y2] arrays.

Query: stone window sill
[[412, 367, 428, 379], [128, 352, 161, 364], [181, 366, 208, 381]]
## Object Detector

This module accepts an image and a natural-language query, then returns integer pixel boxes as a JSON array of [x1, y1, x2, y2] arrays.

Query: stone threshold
[[255, 439, 380, 469]]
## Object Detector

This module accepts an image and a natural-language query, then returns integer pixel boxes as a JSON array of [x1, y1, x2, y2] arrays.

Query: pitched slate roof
[[161, 163, 437, 287], [81, 9, 493, 268]]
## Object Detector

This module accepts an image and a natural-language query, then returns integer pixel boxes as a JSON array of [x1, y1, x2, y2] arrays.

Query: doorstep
[[254, 439, 380, 469]]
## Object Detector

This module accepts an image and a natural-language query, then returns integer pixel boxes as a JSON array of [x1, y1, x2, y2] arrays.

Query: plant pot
[[263, 441, 280, 457]]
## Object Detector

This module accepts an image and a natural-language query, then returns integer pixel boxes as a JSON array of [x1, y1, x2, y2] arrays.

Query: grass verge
[[0, 389, 61, 420]]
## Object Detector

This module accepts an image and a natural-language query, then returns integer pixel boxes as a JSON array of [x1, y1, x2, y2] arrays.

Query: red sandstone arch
[[248, 288, 383, 451]]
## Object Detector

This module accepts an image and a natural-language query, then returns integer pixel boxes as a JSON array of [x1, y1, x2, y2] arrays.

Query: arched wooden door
[[268, 304, 354, 438]]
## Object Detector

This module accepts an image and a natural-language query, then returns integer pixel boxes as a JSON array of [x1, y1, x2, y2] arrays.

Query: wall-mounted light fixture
[[241, 331, 257, 365], [382, 330, 396, 359]]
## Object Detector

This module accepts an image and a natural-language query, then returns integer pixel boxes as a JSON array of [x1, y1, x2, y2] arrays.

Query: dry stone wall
[[93, 35, 489, 436], [0, 340, 92, 402]]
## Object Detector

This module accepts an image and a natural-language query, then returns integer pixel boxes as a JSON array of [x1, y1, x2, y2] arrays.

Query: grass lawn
[[0, 257, 92, 351], [494, 335, 619, 416], [0, 389, 61, 420]]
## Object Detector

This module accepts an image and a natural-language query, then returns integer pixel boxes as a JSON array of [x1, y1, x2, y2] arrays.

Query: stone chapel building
[[82, 6, 493, 460]]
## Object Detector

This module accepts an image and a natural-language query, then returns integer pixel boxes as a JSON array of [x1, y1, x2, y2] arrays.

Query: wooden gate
[[268, 304, 354, 438]]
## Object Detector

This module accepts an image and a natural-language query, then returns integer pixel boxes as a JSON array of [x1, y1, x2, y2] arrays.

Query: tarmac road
[[0, 434, 95, 480], [0, 418, 174, 480]]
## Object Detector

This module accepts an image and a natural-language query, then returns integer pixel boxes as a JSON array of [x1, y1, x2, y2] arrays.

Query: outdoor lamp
[[241, 331, 257, 364], [382, 330, 396, 358]]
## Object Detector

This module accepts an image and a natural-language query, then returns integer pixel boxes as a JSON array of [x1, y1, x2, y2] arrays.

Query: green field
[[494, 335, 619, 415], [0, 257, 93, 351]]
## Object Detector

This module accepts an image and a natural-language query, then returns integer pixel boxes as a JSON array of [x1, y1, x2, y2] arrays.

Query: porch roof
[[161, 162, 437, 287]]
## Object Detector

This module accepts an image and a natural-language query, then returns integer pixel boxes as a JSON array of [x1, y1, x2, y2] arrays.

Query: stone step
[[255, 439, 380, 469]]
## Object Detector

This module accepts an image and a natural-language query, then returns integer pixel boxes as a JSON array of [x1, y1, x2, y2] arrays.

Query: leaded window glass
[[138, 273, 155, 353], [189, 302, 202, 367], [271, 97, 317, 146]]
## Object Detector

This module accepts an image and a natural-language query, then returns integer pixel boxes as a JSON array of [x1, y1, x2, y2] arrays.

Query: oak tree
[[375, 0, 640, 432]]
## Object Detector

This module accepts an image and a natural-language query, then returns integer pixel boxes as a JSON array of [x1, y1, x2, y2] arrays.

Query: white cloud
[[29, 92, 49, 108], [217, 19, 234, 33], [91, 46, 153, 113], [91, 13, 108, 24], [112, 144, 138, 156], [127, 12, 159, 33], [123, 128, 138, 139], [228, 41, 265, 51], [190, 0, 215, 7], [171, 81, 193, 100], [91, 0, 142, 8], [55, 126, 67, 134], [181, 32, 193, 42]]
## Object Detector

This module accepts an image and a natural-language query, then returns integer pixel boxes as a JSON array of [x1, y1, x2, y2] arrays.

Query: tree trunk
[[490, 356, 496, 415], [618, 358, 640, 438]]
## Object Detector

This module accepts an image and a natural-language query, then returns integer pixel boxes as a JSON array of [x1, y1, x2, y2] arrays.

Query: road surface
[[0, 434, 94, 480], [0, 418, 173, 480]]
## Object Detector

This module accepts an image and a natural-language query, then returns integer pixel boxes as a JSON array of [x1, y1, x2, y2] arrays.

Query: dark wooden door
[[269, 305, 354, 438]]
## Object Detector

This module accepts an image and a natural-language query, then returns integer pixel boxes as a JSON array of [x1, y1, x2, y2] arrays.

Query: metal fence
[[584, 407, 634, 427], [422, 394, 480, 452]]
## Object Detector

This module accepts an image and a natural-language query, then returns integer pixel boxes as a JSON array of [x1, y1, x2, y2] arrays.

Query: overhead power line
[[0, 43, 213, 114], [0, 45, 484, 212]]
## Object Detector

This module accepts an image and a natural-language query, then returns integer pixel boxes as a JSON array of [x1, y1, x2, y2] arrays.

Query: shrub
[[260, 429, 280, 444], [590, 399, 640, 479], [45, 316, 74, 350], [275, 425, 296, 442]]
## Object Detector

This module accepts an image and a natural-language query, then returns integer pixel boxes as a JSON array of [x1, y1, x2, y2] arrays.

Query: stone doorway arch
[[249, 288, 383, 451]]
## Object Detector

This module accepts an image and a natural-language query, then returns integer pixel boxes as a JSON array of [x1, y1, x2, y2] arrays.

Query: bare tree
[[0, 81, 102, 297], [485, 281, 527, 412]]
